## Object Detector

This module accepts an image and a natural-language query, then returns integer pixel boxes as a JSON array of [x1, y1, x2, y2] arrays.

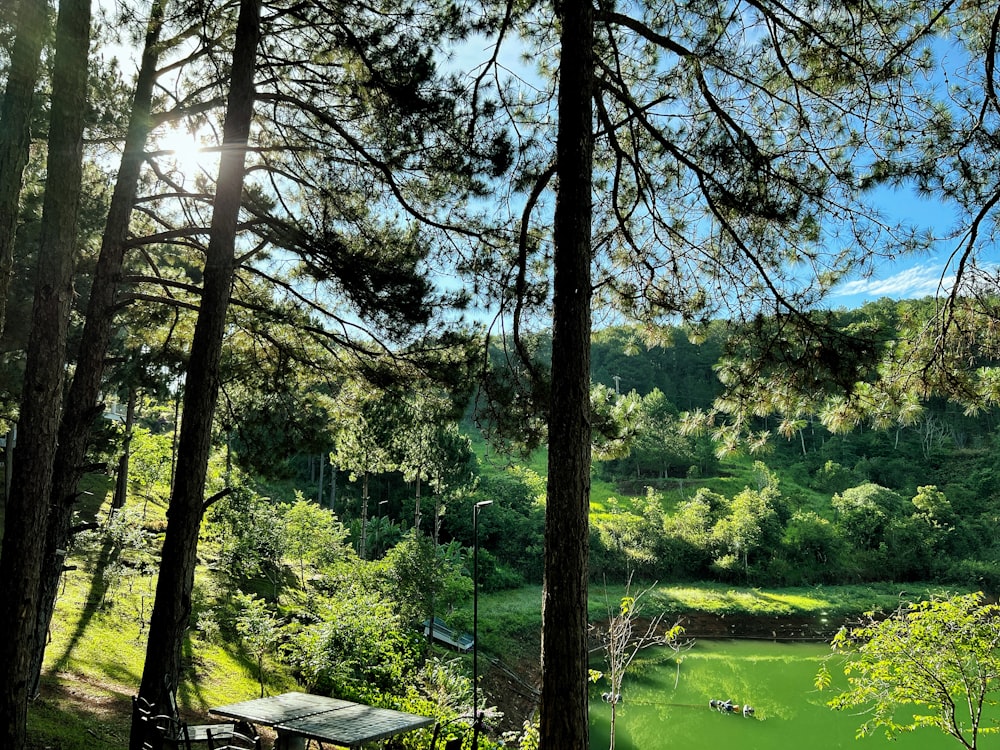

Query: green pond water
[[588, 640, 959, 750]]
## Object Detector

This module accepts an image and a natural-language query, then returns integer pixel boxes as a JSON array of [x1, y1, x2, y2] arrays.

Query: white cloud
[[833, 263, 954, 301]]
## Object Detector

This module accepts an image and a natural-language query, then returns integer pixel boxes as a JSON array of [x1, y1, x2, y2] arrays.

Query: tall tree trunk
[[329, 460, 337, 510], [318, 452, 325, 502], [133, 0, 260, 734], [27, 0, 169, 700], [112, 388, 138, 511], [0, 0, 91, 744], [4, 426, 15, 503], [360, 471, 370, 559], [540, 0, 594, 747], [414, 474, 421, 529], [0, 0, 46, 338]]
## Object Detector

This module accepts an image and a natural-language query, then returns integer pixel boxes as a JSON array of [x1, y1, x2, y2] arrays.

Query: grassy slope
[[27, 482, 295, 749], [495, 431, 831, 521]]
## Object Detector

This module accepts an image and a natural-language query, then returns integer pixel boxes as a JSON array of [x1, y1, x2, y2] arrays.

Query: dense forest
[[179, 310, 998, 599], [590, 318, 1000, 591]]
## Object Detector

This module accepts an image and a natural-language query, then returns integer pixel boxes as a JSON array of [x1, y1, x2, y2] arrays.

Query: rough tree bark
[[26, 0, 170, 699], [131, 0, 261, 738], [0, 0, 46, 339], [539, 0, 595, 747], [0, 0, 92, 745]]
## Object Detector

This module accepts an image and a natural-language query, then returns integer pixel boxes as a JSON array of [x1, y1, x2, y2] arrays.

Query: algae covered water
[[588, 640, 957, 750]]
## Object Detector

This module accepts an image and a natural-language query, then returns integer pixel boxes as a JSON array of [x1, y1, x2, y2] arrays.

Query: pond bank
[[473, 583, 971, 737], [674, 610, 841, 642]]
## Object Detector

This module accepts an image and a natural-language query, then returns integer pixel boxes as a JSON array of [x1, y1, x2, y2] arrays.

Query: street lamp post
[[472, 499, 492, 750]]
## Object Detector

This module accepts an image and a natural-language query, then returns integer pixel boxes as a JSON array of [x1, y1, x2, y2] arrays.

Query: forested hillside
[[150, 306, 999, 595], [588, 312, 1000, 591]]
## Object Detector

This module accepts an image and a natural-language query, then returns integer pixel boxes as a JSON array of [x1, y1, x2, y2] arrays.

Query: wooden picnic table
[[210, 691, 434, 749]]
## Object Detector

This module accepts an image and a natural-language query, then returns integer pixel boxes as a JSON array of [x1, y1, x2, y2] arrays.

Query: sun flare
[[154, 126, 217, 182]]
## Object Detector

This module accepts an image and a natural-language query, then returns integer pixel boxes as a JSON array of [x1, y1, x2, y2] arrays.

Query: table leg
[[275, 731, 306, 750]]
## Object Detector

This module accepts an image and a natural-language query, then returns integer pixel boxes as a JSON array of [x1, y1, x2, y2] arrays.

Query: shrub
[[945, 558, 1000, 594], [283, 592, 420, 696], [812, 460, 859, 494]]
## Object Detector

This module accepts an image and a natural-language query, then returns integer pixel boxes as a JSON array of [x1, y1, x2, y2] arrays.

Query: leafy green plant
[[234, 593, 281, 697], [281, 494, 351, 587], [126, 427, 175, 501], [415, 656, 472, 713], [283, 592, 419, 696], [820, 592, 1000, 748], [210, 487, 285, 593]]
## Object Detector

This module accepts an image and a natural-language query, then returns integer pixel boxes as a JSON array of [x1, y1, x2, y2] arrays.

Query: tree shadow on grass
[[174, 576, 291, 716], [48, 531, 121, 677]]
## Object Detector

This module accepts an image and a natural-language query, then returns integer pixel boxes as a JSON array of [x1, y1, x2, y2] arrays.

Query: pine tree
[[132, 0, 261, 732], [0, 0, 91, 744], [0, 0, 46, 339], [470, 2, 951, 746]]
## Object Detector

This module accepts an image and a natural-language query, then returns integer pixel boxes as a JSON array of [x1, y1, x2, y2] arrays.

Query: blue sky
[[828, 186, 963, 309], [106, 7, 996, 316], [450, 33, 997, 316]]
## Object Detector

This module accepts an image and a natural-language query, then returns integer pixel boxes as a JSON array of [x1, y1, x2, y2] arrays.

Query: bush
[[780, 510, 843, 585], [945, 558, 1000, 594], [812, 460, 859, 494], [283, 592, 420, 696], [832, 483, 906, 551]]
